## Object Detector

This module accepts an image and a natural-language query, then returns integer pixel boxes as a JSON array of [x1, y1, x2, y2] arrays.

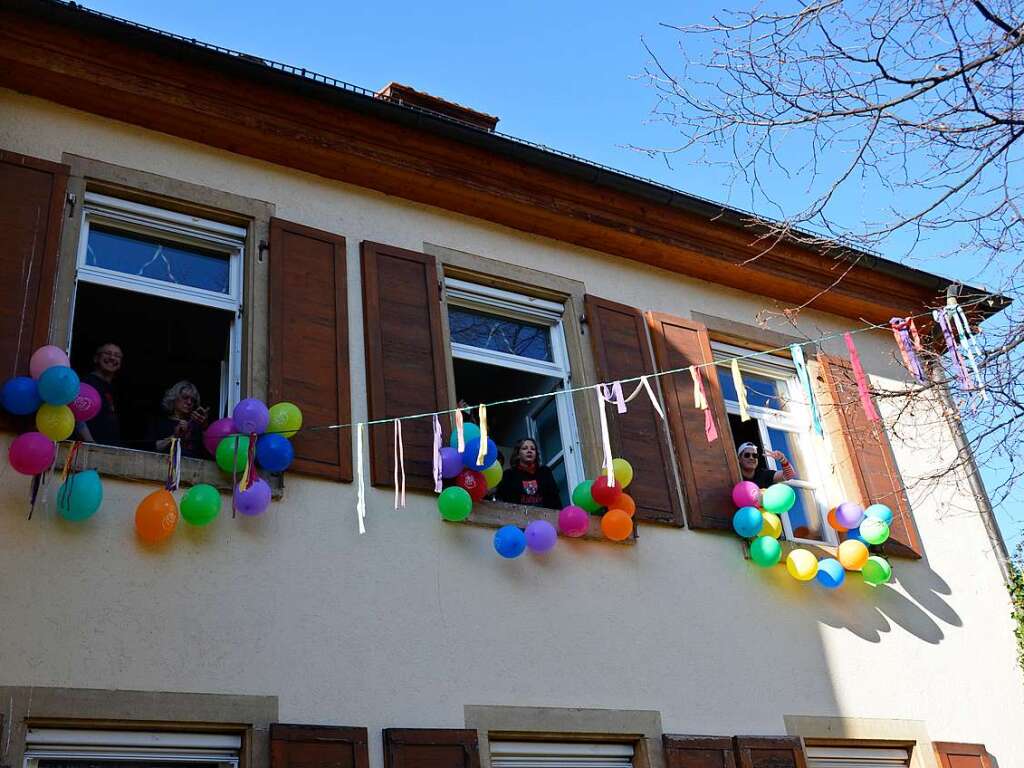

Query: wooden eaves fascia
[[0, 0, 996, 325]]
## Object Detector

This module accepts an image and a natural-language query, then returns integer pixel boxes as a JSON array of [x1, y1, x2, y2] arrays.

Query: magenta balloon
[[234, 477, 271, 516], [29, 345, 69, 380], [557, 505, 590, 537], [232, 398, 270, 434], [203, 418, 236, 456], [68, 383, 101, 421], [525, 519, 558, 553], [439, 446, 464, 479], [732, 481, 762, 509], [9, 431, 56, 475], [835, 501, 865, 530]]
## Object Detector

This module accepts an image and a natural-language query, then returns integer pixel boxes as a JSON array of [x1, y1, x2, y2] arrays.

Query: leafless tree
[[640, 0, 1024, 551]]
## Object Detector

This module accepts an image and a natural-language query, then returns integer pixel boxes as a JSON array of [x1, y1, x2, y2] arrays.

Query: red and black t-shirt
[[496, 464, 563, 509]]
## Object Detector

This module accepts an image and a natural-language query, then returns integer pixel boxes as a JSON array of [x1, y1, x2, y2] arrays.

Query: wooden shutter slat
[[933, 742, 993, 768], [383, 729, 480, 768], [817, 354, 921, 558], [733, 737, 807, 768], [647, 312, 739, 530], [269, 218, 352, 481], [584, 295, 683, 524], [362, 242, 449, 490], [0, 149, 68, 381], [271, 724, 369, 768], [663, 735, 736, 768]]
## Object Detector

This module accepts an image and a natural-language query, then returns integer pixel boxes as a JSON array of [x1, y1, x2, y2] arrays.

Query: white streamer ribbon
[[596, 388, 615, 485], [393, 418, 406, 509], [640, 375, 666, 420], [432, 414, 443, 493], [949, 302, 987, 400], [690, 366, 707, 409], [601, 381, 627, 414], [476, 403, 489, 466], [356, 422, 366, 534]]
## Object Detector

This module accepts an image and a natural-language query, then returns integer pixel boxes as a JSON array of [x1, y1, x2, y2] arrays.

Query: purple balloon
[[234, 477, 271, 516], [203, 417, 236, 456], [232, 398, 270, 434], [525, 519, 558, 553], [835, 501, 865, 530], [439, 446, 464, 479]]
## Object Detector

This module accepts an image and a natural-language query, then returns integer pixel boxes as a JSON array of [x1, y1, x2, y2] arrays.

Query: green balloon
[[859, 517, 890, 545], [749, 535, 782, 567], [57, 469, 103, 522], [216, 435, 251, 473], [181, 484, 221, 526], [762, 483, 796, 515], [438, 486, 473, 521], [861, 555, 892, 586], [572, 480, 602, 514]]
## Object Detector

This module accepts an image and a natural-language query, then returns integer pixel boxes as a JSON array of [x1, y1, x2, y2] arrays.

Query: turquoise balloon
[[732, 506, 763, 538], [749, 535, 782, 567], [38, 366, 80, 406], [816, 557, 845, 589], [56, 469, 103, 521], [864, 503, 894, 526], [860, 517, 891, 545], [449, 422, 481, 448], [762, 483, 796, 514]]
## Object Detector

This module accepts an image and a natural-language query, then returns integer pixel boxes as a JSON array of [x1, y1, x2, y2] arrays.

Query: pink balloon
[[557, 505, 590, 537], [732, 481, 762, 509], [29, 345, 70, 380], [68, 383, 101, 421], [203, 417, 236, 456], [9, 432, 56, 475]]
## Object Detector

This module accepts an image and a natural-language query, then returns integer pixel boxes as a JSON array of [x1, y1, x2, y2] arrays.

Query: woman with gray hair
[[150, 380, 208, 457]]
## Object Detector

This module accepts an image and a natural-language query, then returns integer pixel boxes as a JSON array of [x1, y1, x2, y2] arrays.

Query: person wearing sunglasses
[[151, 380, 208, 457], [736, 441, 796, 488]]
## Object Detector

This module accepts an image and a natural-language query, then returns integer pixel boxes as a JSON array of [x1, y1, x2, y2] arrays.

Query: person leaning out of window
[[77, 342, 123, 447], [736, 441, 796, 489], [151, 381, 208, 458], [496, 438, 563, 509]]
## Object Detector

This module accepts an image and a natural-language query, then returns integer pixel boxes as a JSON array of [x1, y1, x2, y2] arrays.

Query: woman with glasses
[[151, 380, 208, 457], [736, 441, 796, 488]]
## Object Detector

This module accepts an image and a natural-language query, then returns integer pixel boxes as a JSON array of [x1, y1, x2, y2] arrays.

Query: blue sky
[[77, 0, 1020, 546]]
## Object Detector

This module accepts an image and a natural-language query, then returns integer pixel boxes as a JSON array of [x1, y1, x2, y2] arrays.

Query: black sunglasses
[[740, 452, 758, 459]]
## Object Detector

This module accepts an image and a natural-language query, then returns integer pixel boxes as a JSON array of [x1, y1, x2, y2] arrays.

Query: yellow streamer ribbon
[[731, 359, 750, 421]]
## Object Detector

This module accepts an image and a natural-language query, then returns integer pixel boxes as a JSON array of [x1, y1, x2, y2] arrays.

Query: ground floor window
[[489, 741, 634, 768], [24, 729, 240, 768]]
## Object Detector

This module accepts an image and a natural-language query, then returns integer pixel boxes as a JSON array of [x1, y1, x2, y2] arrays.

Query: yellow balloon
[[758, 511, 782, 539], [482, 460, 503, 490], [786, 549, 819, 581], [36, 403, 75, 441], [838, 539, 870, 571], [612, 458, 634, 489]]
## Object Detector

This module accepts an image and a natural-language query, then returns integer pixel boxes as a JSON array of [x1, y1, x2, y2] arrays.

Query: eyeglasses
[[179, 393, 196, 403], [740, 452, 758, 459]]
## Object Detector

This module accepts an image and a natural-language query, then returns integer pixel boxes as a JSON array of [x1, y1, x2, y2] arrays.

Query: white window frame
[[24, 729, 240, 768], [70, 192, 246, 417], [714, 342, 837, 546], [445, 277, 585, 491]]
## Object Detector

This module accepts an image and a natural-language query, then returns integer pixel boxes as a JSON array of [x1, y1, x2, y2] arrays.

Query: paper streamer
[[934, 309, 970, 388], [843, 333, 879, 422], [476, 403, 488, 466], [165, 436, 182, 491], [690, 366, 707, 409], [949, 302, 986, 399], [790, 344, 823, 437], [596, 388, 615, 484], [601, 381, 627, 414], [691, 367, 717, 443], [641, 376, 666, 420], [453, 408, 465, 453], [889, 317, 925, 383], [356, 422, 366, 534], [731, 359, 751, 422], [432, 414, 443, 493], [393, 418, 406, 509]]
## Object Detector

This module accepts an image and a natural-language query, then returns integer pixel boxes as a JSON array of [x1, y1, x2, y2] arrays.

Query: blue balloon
[[255, 433, 294, 472], [864, 503, 894, 526], [57, 469, 103, 522], [1, 376, 42, 415], [449, 421, 481, 448], [816, 557, 846, 589], [37, 366, 80, 406], [732, 506, 763, 538], [494, 524, 527, 558], [462, 437, 498, 471], [846, 527, 868, 544]]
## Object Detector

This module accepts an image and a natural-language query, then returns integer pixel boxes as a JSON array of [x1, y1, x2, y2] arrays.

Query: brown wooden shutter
[[0, 149, 68, 380], [933, 742, 993, 768], [647, 312, 739, 530], [269, 218, 352, 481], [733, 737, 807, 768], [361, 242, 449, 490], [383, 729, 480, 768], [817, 354, 921, 558], [271, 724, 369, 768], [663, 735, 736, 768], [584, 295, 683, 524]]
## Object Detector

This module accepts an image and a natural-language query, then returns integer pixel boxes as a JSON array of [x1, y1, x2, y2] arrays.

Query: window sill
[[453, 499, 636, 544], [56, 442, 284, 498]]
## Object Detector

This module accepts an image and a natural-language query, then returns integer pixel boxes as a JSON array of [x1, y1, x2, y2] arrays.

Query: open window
[[445, 277, 584, 506], [714, 344, 837, 545], [68, 192, 244, 453]]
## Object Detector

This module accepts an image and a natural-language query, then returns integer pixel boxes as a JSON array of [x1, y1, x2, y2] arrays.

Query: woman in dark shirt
[[495, 438, 563, 509], [150, 380, 208, 458]]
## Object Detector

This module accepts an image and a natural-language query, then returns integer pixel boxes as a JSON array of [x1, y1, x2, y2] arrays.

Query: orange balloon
[[827, 507, 848, 532], [601, 508, 633, 541], [838, 539, 869, 571], [611, 493, 636, 518], [135, 489, 179, 544]]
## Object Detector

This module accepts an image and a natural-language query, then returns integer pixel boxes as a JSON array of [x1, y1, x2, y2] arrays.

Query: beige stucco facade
[[0, 88, 1021, 767]]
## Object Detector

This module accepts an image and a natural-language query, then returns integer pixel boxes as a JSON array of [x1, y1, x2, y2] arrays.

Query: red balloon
[[454, 468, 487, 502], [591, 475, 622, 507]]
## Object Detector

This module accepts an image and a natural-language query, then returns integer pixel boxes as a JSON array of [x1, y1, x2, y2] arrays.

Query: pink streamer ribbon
[[889, 317, 925, 383], [843, 333, 879, 422]]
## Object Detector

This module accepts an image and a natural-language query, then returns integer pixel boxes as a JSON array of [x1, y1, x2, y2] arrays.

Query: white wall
[[1, 89, 1021, 766]]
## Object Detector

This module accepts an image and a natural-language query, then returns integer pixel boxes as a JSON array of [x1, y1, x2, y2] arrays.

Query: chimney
[[376, 82, 499, 132]]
